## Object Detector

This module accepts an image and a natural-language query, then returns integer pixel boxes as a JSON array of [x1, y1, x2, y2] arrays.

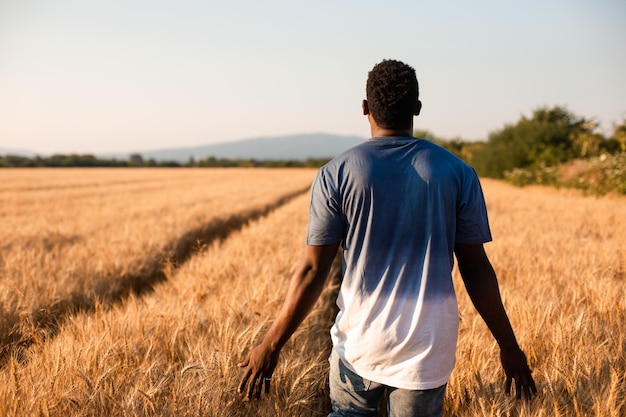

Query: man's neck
[[370, 126, 414, 138], [368, 114, 414, 138]]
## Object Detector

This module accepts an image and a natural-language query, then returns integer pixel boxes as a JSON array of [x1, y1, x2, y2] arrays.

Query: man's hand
[[238, 343, 280, 401], [236, 243, 339, 401], [455, 243, 538, 401], [500, 345, 537, 400]]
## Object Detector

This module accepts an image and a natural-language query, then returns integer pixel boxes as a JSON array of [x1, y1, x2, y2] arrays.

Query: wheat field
[[0, 168, 624, 416], [0, 168, 314, 363]]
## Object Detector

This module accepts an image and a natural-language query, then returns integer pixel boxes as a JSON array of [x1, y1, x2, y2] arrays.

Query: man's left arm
[[455, 243, 537, 400]]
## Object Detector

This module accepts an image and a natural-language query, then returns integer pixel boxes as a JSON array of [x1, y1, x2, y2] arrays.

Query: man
[[238, 59, 536, 416]]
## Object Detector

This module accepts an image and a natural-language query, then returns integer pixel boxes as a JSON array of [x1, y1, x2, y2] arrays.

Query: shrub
[[503, 152, 626, 195]]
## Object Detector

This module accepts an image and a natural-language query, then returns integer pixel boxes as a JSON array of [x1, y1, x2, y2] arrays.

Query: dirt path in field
[[0, 186, 310, 367]]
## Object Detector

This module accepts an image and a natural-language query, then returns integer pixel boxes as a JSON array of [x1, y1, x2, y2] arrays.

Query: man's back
[[307, 136, 492, 390]]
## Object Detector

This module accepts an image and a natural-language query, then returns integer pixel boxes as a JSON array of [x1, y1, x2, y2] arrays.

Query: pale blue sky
[[1, 0, 625, 154]]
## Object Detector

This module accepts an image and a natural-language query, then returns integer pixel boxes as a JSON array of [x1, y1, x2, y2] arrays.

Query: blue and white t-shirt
[[306, 136, 492, 390]]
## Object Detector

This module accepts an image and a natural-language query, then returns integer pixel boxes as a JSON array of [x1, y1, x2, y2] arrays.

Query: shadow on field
[[0, 186, 310, 367]]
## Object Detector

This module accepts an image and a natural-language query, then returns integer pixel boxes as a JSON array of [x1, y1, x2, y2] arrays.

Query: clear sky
[[1, 0, 625, 154]]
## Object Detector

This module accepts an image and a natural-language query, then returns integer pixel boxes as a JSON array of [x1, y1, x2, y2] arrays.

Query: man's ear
[[414, 100, 422, 116], [362, 99, 370, 115]]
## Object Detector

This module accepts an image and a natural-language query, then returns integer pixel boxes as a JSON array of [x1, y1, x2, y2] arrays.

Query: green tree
[[610, 119, 626, 153], [473, 106, 594, 178], [129, 153, 145, 167]]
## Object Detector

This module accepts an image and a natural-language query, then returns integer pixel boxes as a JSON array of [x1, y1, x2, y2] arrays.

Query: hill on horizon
[[111, 133, 367, 162], [0, 146, 36, 157], [1, 133, 368, 162]]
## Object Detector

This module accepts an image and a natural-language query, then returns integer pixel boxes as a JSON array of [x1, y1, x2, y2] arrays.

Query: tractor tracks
[[0, 186, 310, 367]]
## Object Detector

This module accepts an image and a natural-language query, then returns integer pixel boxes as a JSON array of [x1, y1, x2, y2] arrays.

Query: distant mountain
[[1, 133, 369, 162], [0, 146, 35, 156], [121, 133, 367, 162]]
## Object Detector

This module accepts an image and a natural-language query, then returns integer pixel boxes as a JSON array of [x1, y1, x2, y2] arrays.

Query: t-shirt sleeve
[[455, 167, 492, 245], [306, 169, 345, 246]]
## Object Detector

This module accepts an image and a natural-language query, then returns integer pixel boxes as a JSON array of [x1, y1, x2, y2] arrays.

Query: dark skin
[[238, 100, 537, 402], [455, 243, 537, 400], [238, 243, 340, 401]]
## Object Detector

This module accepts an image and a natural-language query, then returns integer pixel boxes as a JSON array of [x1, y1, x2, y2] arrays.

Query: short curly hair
[[366, 59, 419, 129]]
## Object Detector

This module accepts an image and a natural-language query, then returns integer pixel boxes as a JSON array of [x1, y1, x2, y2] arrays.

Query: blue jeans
[[328, 350, 446, 417]]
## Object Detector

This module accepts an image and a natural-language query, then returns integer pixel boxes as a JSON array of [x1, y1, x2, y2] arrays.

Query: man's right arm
[[237, 241, 340, 401]]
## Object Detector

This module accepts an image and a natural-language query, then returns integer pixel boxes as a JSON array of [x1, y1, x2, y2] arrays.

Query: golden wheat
[[0, 171, 624, 416], [448, 180, 626, 417], [0, 168, 315, 362], [1, 191, 336, 416]]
